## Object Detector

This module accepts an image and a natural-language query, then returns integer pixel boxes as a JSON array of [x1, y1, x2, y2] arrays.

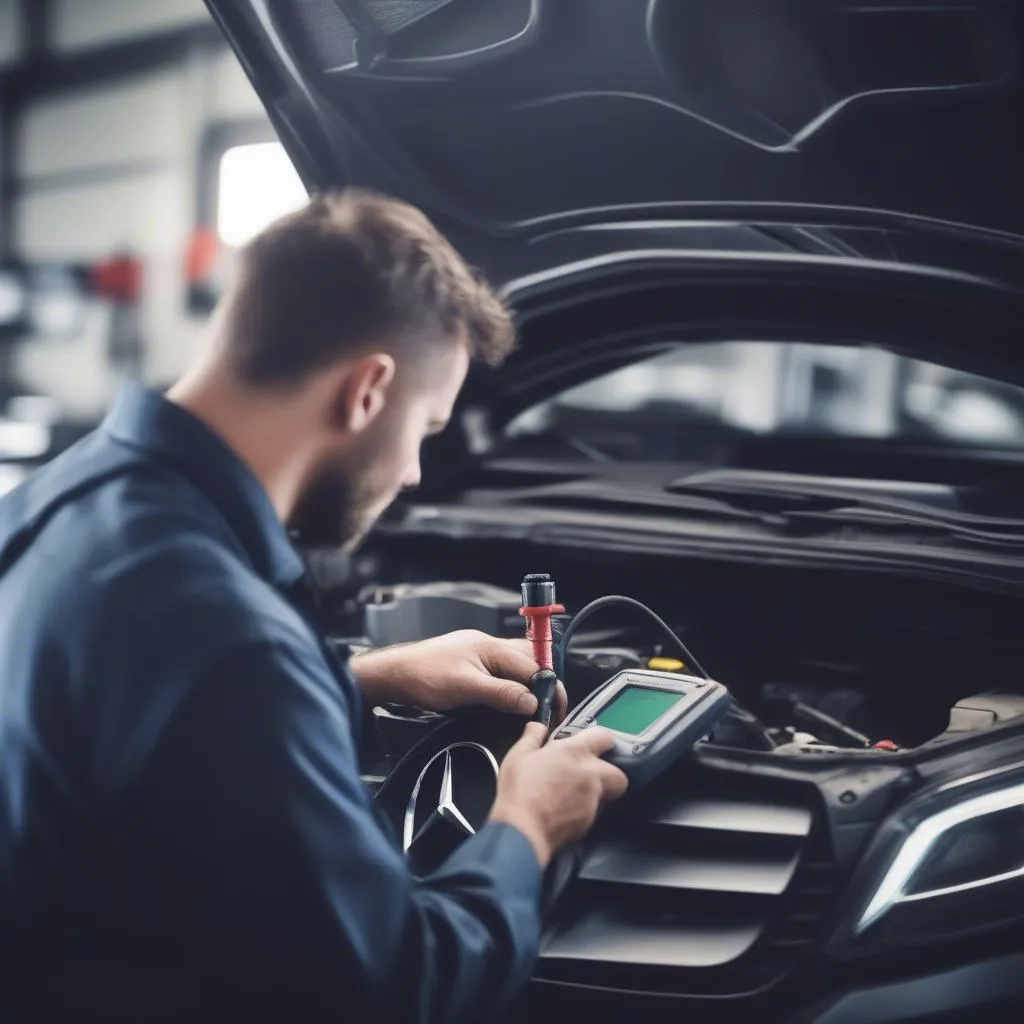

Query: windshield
[[505, 343, 1024, 461]]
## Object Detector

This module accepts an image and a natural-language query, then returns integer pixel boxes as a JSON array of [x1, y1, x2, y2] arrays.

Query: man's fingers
[[507, 720, 549, 757], [477, 639, 569, 719], [458, 671, 538, 715], [568, 725, 618, 757], [479, 638, 540, 686], [596, 760, 629, 800], [502, 637, 540, 660]]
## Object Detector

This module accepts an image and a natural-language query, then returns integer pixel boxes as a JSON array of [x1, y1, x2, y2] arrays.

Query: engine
[[325, 573, 1024, 754]]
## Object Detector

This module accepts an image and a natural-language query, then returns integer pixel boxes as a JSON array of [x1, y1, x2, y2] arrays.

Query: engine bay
[[315, 534, 1024, 756], [323, 537, 1024, 1000]]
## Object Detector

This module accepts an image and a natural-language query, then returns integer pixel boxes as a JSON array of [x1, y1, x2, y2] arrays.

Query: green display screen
[[595, 686, 684, 735]]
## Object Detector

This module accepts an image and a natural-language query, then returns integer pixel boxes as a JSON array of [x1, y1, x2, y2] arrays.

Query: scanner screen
[[595, 685, 684, 735]]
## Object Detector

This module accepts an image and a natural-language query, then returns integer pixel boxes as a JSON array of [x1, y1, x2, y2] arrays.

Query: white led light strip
[[858, 780, 1024, 933]]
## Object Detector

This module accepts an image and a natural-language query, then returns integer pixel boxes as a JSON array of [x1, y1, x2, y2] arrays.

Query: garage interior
[[0, 0, 306, 489], [3, 4, 1024, 1023]]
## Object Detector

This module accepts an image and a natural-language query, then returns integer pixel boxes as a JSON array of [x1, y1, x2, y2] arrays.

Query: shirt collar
[[102, 382, 306, 589]]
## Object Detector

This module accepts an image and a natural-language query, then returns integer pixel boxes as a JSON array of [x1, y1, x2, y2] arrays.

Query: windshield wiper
[[666, 470, 1024, 543], [667, 468, 960, 509], [787, 504, 1024, 545]]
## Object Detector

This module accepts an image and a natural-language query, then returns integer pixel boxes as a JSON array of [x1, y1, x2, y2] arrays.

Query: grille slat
[[579, 836, 800, 895], [643, 796, 813, 837], [543, 907, 764, 968], [537, 780, 842, 994]]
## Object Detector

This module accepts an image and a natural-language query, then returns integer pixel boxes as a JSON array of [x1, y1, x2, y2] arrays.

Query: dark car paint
[[202, 3, 1024, 1021], [205, 0, 1024, 268]]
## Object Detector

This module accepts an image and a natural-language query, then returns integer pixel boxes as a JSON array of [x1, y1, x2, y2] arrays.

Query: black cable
[[555, 596, 780, 751], [793, 702, 871, 748], [556, 595, 710, 683]]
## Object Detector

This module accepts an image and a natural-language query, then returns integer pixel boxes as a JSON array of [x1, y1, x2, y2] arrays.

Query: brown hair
[[217, 188, 515, 385]]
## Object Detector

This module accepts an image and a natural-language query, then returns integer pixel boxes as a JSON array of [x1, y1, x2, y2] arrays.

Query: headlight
[[831, 764, 1024, 956]]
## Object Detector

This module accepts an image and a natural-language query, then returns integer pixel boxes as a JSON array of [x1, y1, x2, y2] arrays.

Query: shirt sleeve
[[133, 632, 544, 1024]]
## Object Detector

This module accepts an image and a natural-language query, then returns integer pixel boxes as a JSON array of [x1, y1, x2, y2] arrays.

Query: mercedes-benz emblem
[[403, 742, 500, 868]]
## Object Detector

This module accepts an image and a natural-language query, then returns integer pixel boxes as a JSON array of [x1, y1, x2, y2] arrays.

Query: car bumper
[[794, 950, 1024, 1024], [516, 951, 1024, 1024]]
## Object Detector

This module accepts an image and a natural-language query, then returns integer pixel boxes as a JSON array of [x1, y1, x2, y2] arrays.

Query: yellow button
[[647, 657, 685, 672]]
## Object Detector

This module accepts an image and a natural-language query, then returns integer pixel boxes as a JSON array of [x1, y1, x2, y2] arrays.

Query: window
[[505, 342, 1024, 460], [216, 142, 307, 247], [0, 268, 27, 334]]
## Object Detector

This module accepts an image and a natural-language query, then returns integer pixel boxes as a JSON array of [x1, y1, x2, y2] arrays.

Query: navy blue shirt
[[0, 385, 541, 1023]]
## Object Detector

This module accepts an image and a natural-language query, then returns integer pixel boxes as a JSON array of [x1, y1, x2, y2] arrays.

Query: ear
[[333, 353, 397, 434]]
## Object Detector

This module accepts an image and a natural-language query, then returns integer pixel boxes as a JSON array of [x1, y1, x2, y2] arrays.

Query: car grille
[[535, 763, 844, 996]]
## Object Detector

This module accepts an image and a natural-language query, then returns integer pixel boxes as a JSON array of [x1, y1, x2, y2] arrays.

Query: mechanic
[[0, 190, 628, 1023]]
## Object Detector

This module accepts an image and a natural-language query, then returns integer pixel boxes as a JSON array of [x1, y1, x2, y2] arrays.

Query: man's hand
[[489, 722, 629, 867], [350, 629, 569, 720]]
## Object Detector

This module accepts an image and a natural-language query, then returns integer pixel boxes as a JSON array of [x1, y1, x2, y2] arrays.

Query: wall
[[52, 0, 209, 52], [4, 0, 272, 419], [0, 0, 25, 258], [0, 0, 23, 69]]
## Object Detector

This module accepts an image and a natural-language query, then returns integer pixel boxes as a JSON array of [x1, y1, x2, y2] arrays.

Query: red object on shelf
[[186, 227, 220, 284], [90, 255, 142, 304], [873, 739, 899, 751]]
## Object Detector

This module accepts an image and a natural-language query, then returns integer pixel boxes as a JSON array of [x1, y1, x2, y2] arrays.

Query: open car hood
[[206, 0, 1024, 284]]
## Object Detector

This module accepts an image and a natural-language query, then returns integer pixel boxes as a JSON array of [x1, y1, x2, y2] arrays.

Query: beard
[[287, 460, 379, 552]]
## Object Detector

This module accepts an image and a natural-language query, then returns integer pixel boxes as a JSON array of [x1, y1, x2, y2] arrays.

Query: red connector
[[520, 603, 565, 670], [518, 574, 564, 671]]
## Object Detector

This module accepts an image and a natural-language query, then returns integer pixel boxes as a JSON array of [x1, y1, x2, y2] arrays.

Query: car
[[206, 2, 1024, 1021]]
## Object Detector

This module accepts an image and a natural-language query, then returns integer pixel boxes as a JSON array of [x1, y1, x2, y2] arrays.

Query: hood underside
[[207, 0, 1024, 281]]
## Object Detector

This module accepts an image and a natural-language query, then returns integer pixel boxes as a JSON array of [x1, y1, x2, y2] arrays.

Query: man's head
[[187, 189, 515, 550]]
